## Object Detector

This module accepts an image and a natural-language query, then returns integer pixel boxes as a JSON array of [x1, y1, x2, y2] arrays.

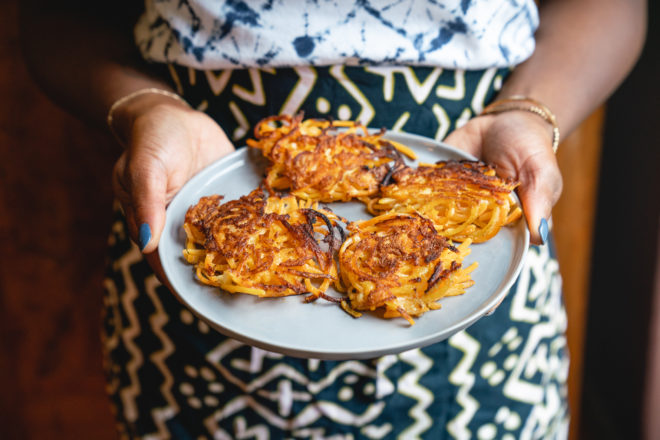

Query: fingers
[[112, 148, 168, 254], [515, 153, 563, 245], [111, 102, 230, 255], [127, 152, 168, 254], [111, 161, 172, 285], [111, 153, 137, 236], [448, 113, 563, 246]]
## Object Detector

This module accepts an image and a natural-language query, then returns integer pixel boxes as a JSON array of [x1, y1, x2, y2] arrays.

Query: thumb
[[516, 159, 562, 246], [127, 156, 169, 254], [442, 119, 486, 158]]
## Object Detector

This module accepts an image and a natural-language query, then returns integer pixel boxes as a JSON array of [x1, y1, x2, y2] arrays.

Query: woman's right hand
[[110, 92, 235, 278], [444, 110, 562, 246]]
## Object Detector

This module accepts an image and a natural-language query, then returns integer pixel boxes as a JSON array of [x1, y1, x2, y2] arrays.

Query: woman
[[20, 0, 646, 438]]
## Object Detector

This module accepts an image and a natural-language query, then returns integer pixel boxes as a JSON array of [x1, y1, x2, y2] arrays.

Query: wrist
[[480, 96, 560, 153], [107, 88, 191, 147]]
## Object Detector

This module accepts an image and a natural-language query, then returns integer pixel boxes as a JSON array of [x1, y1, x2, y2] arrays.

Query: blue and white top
[[134, 0, 539, 70]]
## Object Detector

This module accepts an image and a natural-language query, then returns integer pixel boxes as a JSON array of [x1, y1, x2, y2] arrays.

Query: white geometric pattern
[[447, 331, 481, 440]]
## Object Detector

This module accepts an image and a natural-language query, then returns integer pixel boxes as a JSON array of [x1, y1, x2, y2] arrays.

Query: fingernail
[[138, 223, 151, 251], [538, 218, 549, 245]]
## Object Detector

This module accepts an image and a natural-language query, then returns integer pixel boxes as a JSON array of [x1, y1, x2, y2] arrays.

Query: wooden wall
[[553, 109, 604, 440], [0, 2, 118, 438], [581, 2, 660, 437]]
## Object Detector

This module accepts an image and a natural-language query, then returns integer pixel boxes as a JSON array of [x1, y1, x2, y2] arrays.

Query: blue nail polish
[[138, 223, 152, 251], [539, 218, 549, 245]]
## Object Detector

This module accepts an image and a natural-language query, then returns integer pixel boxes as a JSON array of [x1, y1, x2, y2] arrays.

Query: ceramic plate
[[159, 132, 529, 359]]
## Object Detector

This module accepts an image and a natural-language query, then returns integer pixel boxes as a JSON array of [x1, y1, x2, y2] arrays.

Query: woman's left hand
[[444, 110, 563, 245], [110, 93, 235, 284]]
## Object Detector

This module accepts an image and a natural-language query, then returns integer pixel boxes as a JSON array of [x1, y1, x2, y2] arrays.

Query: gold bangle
[[106, 87, 189, 144], [480, 95, 560, 154]]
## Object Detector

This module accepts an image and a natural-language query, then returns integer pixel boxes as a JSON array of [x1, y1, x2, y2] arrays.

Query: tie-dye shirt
[[134, 0, 539, 70]]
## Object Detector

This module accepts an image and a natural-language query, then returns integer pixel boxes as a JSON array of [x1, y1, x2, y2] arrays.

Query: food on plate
[[182, 188, 345, 298], [180, 117, 521, 326], [337, 212, 477, 325], [246, 113, 416, 202], [365, 160, 522, 243]]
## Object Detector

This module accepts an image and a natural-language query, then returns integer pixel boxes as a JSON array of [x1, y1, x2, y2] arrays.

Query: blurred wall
[[0, 1, 118, 438], [581, 1, 660, 439], [645, 244, 660, 440]]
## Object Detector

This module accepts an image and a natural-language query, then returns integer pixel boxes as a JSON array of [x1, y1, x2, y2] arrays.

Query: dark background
[[581, 1, 660, 439], [0, 1, 658, 439]]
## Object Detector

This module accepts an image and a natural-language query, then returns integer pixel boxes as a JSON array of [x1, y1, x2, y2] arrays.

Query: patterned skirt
[[102, 65, 569, 439]]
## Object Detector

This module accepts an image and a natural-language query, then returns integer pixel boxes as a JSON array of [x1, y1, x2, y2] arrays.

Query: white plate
[[159, 132, 529, 360]]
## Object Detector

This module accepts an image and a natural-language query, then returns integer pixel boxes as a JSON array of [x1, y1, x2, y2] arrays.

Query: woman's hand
[[111, 93, 235, 280], [443, 110, 563, 245]]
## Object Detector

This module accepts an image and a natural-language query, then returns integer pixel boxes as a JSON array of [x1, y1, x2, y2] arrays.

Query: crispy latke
[[337, 212, 477, 325], [366, 160, 522, 243], [246, 114, 416, 202], [183, 188, 345, 298]]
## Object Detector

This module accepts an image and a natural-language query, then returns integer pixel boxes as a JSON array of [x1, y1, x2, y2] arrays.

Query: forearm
[[19, 3, 173, 132], [499, 0, 647, 136]]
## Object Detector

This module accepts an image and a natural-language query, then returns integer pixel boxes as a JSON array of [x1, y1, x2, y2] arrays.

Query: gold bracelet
[[480, 95, 560, 153], [106, 87, 189, 144]]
